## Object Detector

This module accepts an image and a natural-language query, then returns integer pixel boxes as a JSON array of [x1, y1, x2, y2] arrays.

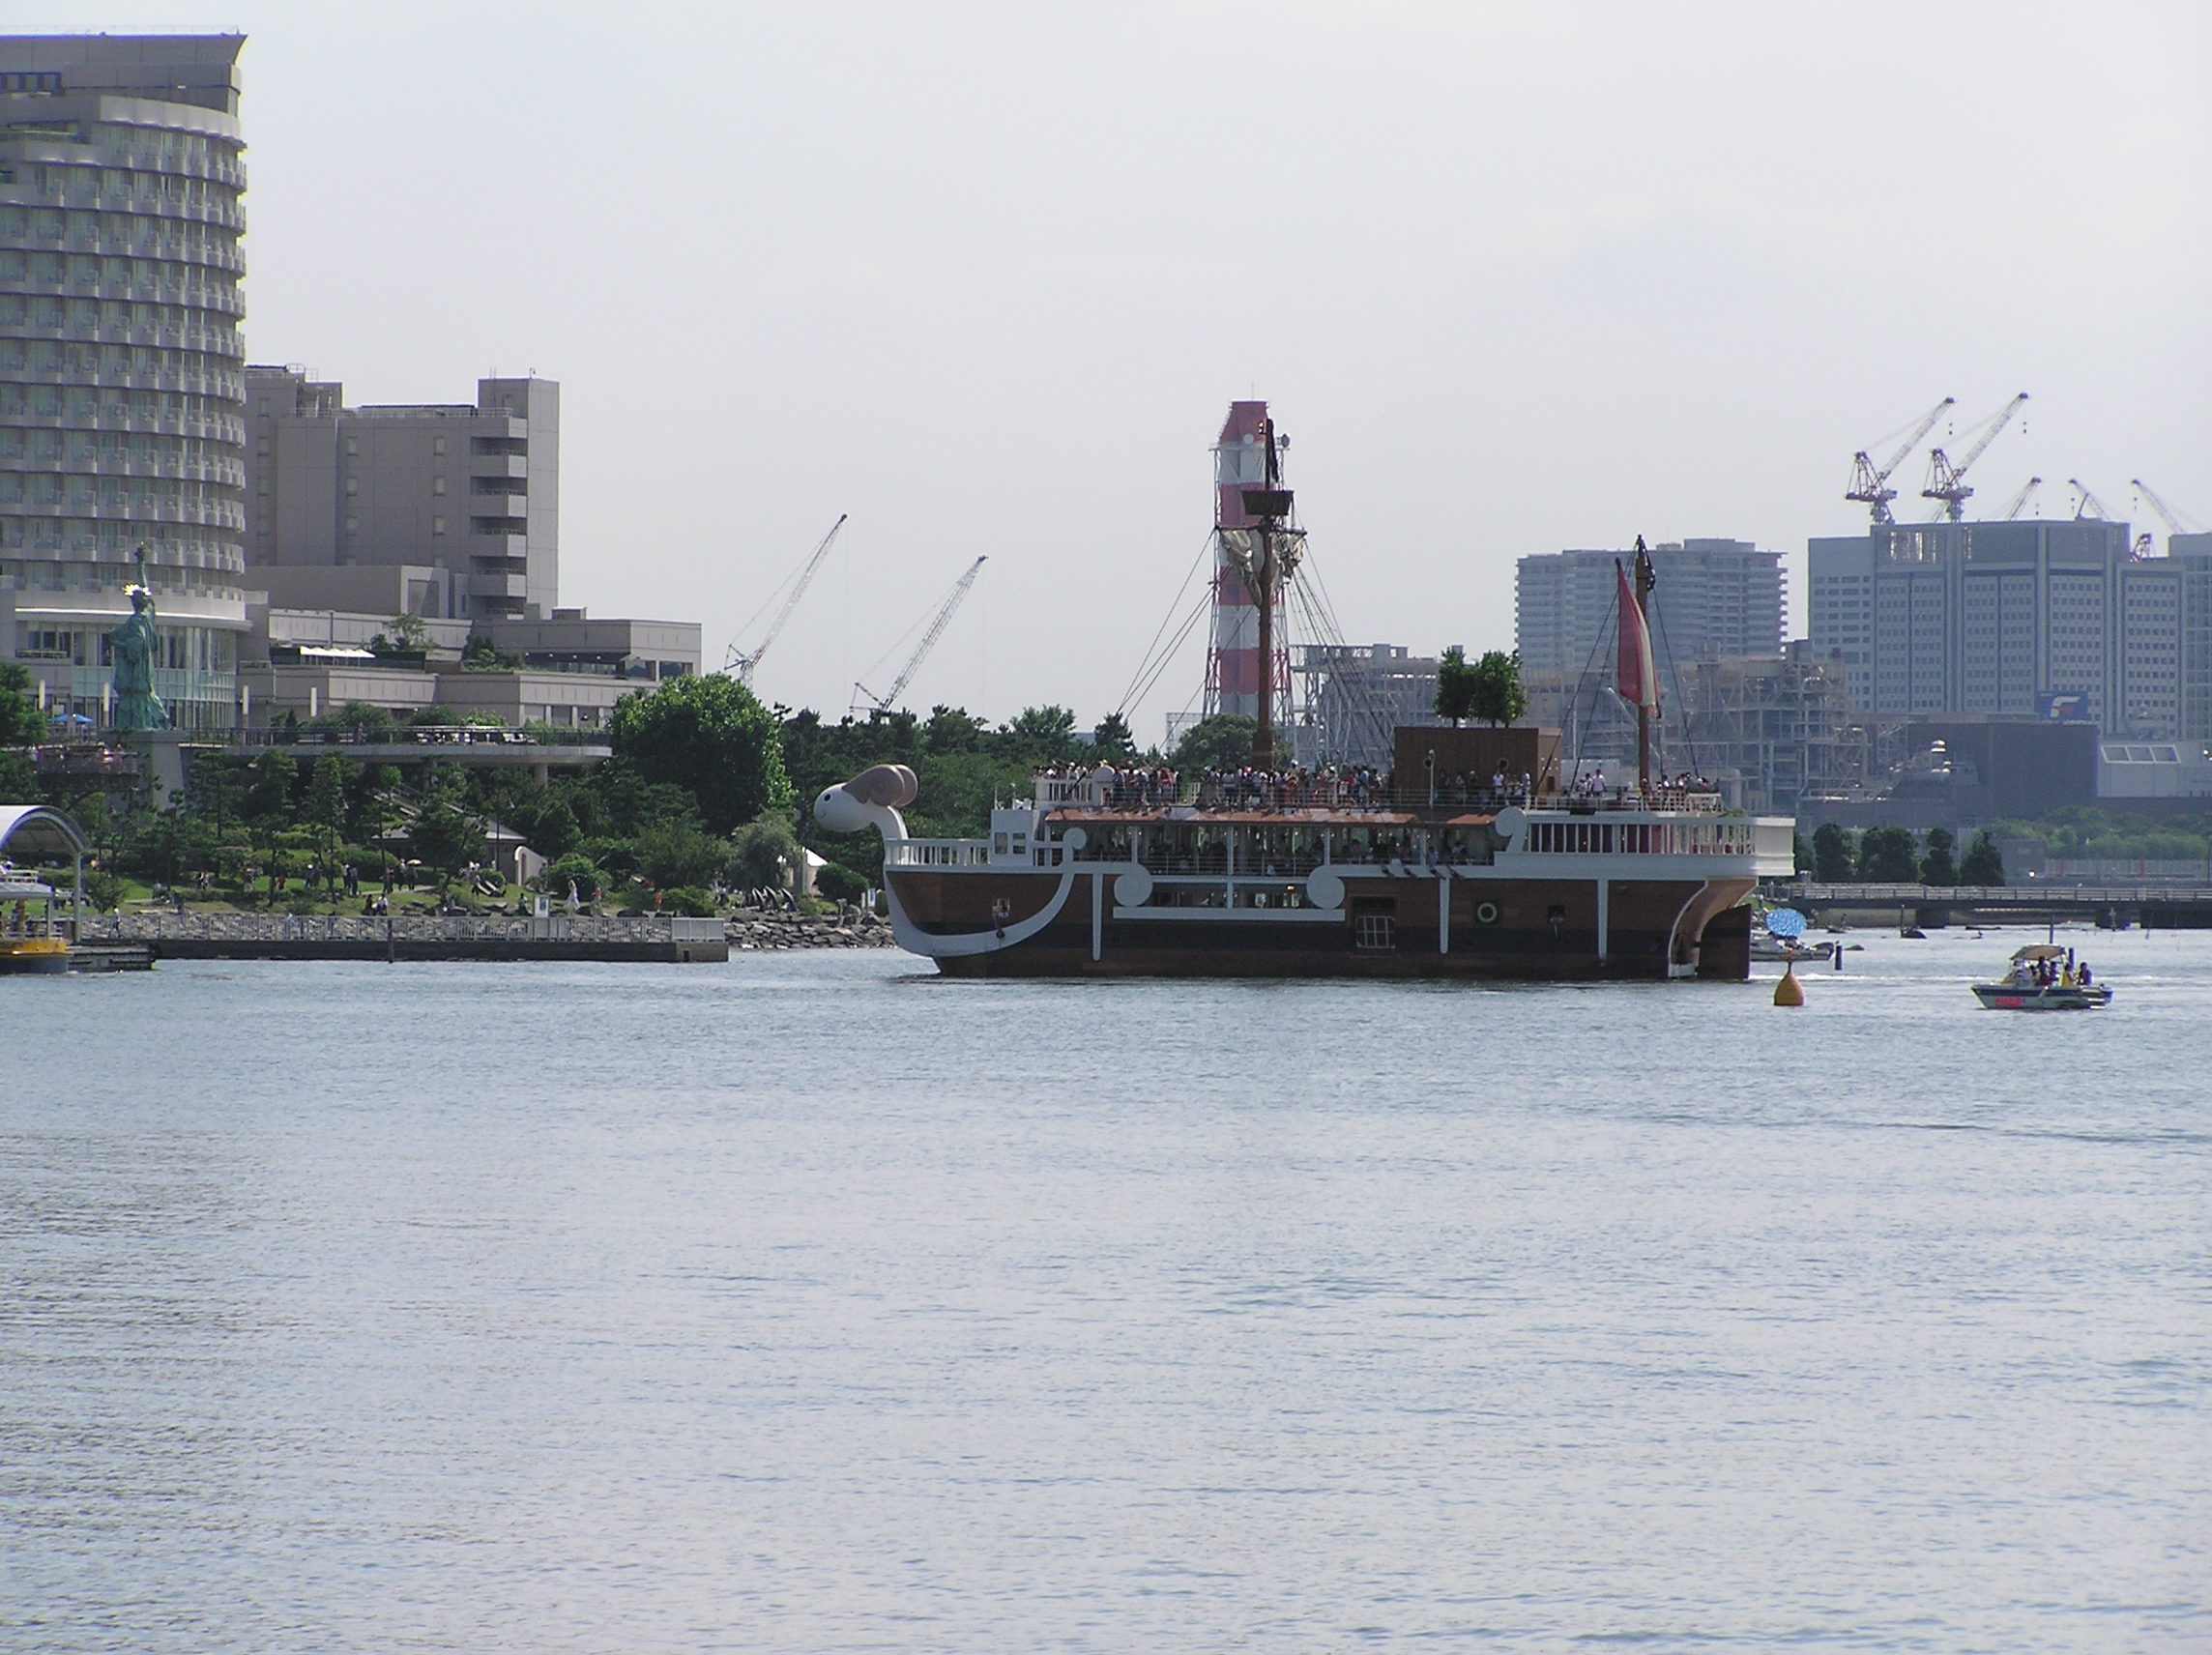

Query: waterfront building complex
[[0, 35, 250, 731], [1515, 540, 1784, 680], [0, 34, 700, 742], [1808, 519, 2212, 738]]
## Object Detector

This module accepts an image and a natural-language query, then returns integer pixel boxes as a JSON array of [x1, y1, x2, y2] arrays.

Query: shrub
[[659, 886, 718, 917], [814, 861, 870, 903], [728, 810, 799, 890], [535, 851, 601, 898]]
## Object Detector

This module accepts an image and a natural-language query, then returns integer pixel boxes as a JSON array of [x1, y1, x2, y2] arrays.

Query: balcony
[[469, 571, 529, 600]]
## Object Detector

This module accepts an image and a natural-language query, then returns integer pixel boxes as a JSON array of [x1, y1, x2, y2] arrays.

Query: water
[[3, 928, 2208, 1651]]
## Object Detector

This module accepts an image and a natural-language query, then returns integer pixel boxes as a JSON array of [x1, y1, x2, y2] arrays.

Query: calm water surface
[[3, 927, 2208, 1651]]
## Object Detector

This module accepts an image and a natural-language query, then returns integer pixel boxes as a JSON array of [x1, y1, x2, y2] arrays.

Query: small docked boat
[[1970, 944, 2110, 1011], [0, 870, 73, 975]]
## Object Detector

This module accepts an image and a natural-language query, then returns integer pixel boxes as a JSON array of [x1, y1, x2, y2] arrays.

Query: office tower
[[245, 366, 559, 622], [0, 35, 249, 730], [1808, 518, 2193, 736]]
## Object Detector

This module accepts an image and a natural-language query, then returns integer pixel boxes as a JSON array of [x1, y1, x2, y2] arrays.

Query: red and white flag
[[1616, 560, 1657, 712]]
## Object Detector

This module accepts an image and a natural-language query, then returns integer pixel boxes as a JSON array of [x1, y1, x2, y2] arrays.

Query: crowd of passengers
[[1567, 767, 1718, 800]]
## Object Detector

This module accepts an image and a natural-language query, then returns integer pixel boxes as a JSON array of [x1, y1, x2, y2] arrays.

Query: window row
[[0, 427, 227, 465], [0, 518, 241, 558], [0, 383, 241, 418], [0, 473, 234, 508]]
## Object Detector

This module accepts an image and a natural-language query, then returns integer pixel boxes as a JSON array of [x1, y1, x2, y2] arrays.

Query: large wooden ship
[[815, 738, 1793, 981], [814, 418, 1793, 980]]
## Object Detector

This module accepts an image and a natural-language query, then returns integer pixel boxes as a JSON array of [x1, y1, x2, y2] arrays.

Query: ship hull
[[887, 867, 1755, 981]]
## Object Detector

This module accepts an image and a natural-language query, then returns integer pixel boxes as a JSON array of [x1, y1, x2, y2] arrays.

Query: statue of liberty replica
[[104, 547, 170, 732]]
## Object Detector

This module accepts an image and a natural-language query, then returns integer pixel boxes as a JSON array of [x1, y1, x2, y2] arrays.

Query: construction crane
[[1846, 396, 1954, 523], [852, 556, 986, 715], [723, 513, 847, 683], [2068, 479, 2113, 521], [1999, 476, 2043, 520], [1922, 392, 2029, 520], [2131, 479, 2204, 537]]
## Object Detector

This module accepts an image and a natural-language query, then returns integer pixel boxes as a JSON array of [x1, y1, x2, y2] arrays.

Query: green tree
[[1170, 713, 1256, 771], [1811, 821, 1854, 882], [1433, 645, 1477, 726], [728, 808, 800, 890], [1091, 711, 1135, 758], [636, 820, 727, 890], [1469, 650, 1529, 729], [244, 748, 299, 828], [924, 705, 985, 754], [304, 753, 357, 833], [509, 793, 580, 859], [608, 674, 792, 835], [0, 663, 45, 745], [1793, 832, 1813, 877], [1856, 825, 1920, 883], [409, 798, 485, 877], [1919, 826, 1958, 886], [1960, 830, 2005, 886]]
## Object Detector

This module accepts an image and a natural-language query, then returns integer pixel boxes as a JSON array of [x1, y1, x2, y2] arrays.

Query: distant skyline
[[14, 2, 2206, 734]]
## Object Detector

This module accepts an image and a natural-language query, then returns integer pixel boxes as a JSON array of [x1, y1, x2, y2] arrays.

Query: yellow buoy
[[1773, 961, 1804, 1006]]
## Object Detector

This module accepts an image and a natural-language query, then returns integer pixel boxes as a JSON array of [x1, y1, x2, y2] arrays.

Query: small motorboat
[[1971, 944, 2111, 1010], [0, 869, 73, 975]]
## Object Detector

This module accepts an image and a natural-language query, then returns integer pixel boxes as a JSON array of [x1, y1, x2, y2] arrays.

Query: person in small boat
[[2079, 962, 2092, 988]]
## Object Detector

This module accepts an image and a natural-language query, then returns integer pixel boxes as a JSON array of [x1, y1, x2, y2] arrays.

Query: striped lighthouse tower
[[1202, 400, 1292, 721]]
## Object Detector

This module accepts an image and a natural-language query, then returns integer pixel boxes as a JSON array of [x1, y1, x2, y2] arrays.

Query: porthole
[[1475, 901, 1500, 925]]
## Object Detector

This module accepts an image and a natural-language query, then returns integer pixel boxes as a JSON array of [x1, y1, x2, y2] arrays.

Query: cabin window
[[993, 833, 1008, 854], [1353, 897, 1397, 952]]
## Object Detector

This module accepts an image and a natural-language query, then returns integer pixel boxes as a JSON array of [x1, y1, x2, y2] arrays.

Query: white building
[[0, 35, 252, 732], [1516, 539, 1784, 680]]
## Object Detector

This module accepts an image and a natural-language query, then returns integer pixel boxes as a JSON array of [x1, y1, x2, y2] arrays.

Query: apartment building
[[1515, 538, 1784, 680]]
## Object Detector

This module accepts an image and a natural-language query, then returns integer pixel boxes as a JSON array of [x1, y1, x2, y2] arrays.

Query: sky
[[17, 2, 2211, 736]]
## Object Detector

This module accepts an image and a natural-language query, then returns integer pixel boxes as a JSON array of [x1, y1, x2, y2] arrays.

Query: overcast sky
[[21, 2, 2210, 734]]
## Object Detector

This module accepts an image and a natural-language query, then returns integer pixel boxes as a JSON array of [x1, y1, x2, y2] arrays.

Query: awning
[[0, 804, 90, 862]]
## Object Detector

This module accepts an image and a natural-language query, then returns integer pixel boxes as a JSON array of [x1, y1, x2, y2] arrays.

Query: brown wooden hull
[[886, 868, 1755, 981]]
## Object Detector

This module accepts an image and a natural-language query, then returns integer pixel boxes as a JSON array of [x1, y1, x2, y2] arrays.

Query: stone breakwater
[[727, 911, 896, 950], [73, 910, 894, 963]]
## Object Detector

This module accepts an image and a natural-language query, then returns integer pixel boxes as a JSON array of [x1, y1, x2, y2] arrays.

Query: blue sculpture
[[104, 552, 169, 732]]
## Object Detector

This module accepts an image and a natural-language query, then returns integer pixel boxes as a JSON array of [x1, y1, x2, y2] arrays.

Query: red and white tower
[[1202, 400, 1295, 725]]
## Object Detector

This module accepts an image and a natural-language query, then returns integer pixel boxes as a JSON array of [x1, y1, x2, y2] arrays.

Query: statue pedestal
[[130, 732, 218, 803]]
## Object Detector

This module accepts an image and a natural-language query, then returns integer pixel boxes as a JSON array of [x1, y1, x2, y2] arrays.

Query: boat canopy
[[2011, 944, 2070, 961]]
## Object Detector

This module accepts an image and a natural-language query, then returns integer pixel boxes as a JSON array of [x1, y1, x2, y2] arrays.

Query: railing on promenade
[[224, 725, 609, 751], [1775, 882, 2212, 906]]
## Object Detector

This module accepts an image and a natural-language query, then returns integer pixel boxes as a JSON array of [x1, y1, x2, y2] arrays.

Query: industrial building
[[1515, 539, 1784, 679], [0, 35, 253, 731]]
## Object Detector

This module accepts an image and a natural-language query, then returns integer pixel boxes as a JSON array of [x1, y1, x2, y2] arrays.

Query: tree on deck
[[1469, 650, 1528, 729], [1433, 647, 1477, 727]]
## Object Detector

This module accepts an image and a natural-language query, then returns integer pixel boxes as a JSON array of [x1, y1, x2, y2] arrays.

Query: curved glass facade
[[0, 37, 249, 732]]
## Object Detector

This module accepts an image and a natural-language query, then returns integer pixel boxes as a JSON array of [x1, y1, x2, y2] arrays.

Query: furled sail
[[1615, 559, 1657, 712]]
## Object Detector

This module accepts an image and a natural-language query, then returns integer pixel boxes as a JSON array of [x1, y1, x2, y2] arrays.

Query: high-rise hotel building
[[0, 36, 249, 731]]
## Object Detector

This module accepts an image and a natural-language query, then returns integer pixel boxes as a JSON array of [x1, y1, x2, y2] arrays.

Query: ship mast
[[1634, 539, 1655, 797], [1240, 420, 1293, 769]]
